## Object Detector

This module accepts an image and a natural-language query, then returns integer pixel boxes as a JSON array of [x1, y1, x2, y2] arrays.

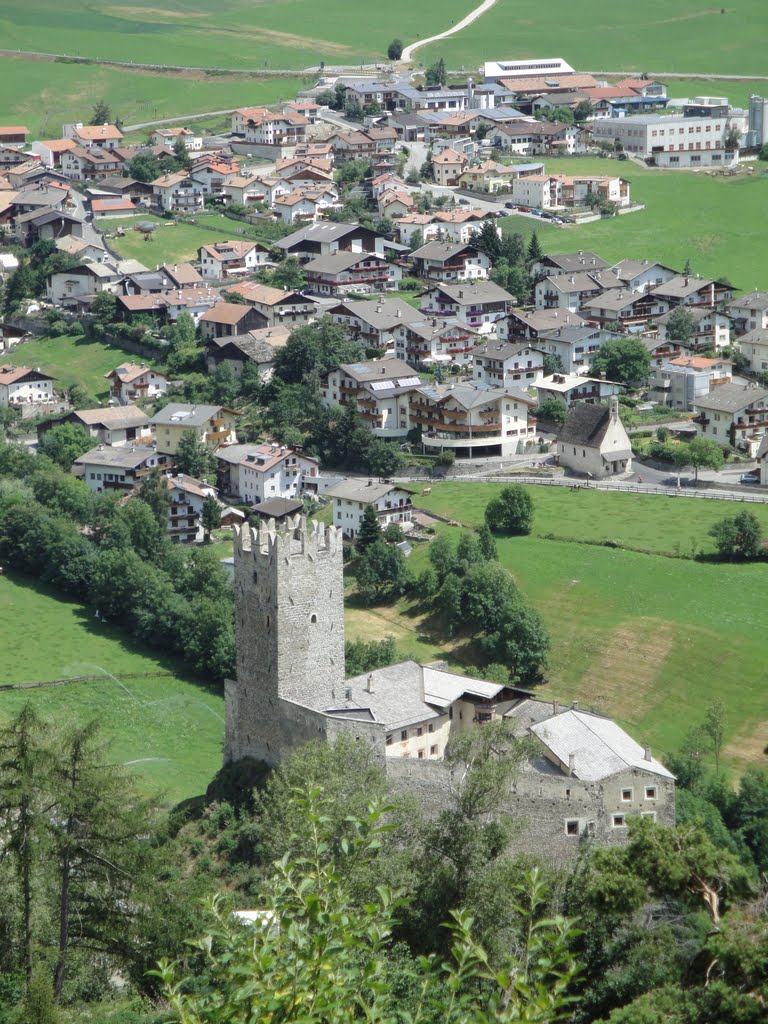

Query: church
[[225, 515, 674, 861]]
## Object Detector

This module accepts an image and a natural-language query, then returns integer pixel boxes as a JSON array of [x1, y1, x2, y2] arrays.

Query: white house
[[736, 329, 768, 373], [166, 474, 219, 544], [590, 113, 736, 168], [654, 306, 732, 352], [63, 406, 152, 446], [557, 397, 633, 476], [410, 241, 490, 284], [215, 442, 319, 505], [473, 341, 543, 386], [535, 272, 606, 312], [648, 356, 732, 411], [693, 382, 768, 453], [303, 252, 401, 297], [325, 479, 413, 539], [536, 372, 623, 408], [419, 281, 514, 329], [198, 240, 270, 280], [74, 445, 173, 492], [0, 365, 55, 407], [321, 357, 422, 438], [104, 363, 171, 405], [728, 292, 768, 334], [151, 172, 205, 213], [151, 127, 202, 151], [63, 122, 123, 150]]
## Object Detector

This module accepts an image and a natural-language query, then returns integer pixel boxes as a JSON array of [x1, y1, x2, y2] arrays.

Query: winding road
[[400, 0, 499, 62]]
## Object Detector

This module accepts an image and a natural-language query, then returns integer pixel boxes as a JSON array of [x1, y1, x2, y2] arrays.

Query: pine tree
[[356, 503, 381, 551], [201, 495, 222, 541], [526, 231, 543, 265], [683, 257, 693, 276]]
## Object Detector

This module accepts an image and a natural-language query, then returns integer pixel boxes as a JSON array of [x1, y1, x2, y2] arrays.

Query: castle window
[[400, 730, 407, 741], [386, 734, 392, 745], [612, 814, 626, 828], [565, 820, 579, 836], [428, 723, 434, 733], [310, 613, 317, 624], [430, 745, 438, 755], [644, 786, 657, 800], [253, 571, 258, 583], [417, 749, 425, 759], [417, 727, 423, 737], [621, 788, 633, 802]]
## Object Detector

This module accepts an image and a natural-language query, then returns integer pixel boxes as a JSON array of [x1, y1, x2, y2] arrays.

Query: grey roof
[[728, 291, 768, 311], [74, 406, 150, 429], [15, 206, 82, 226], [150, 403, 225, 427], [330, 297, 423, 329], [304, 251, 385, 274], [654, 305, 726, 325], [430, 281, 514, 304], [74, 444, 156, 468], [543, 252, 609, 272], [650, 275, 716, 299], [609, 258, 677, 282], [538, 325, 603, 344], [410, 240, 476, 261], [509, 307, 588, 331], [693, 382, 768, 413], [581, 288, 645, 313], [416, 381, 534, 410], [474, 340, 541, 361], [336, 356, 417, 383], [340, 660, 506, 732], [557, 402, 612, 447], [542, 271, 605, 293], [215, 443, 262, 465], [522, 706, 674, 781], [211, 333, 276, 364], [733, 328, 768, 344], [253, 497, 304, 518], [324, 479, 409, 503], [277, 221, 372, 249]]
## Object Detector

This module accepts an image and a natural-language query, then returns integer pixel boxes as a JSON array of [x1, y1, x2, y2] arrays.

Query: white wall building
[[0, 365, 55, 407], [216, 443, 319, 505], [325, 479, 413, 539], [590, 113, 736, 168]]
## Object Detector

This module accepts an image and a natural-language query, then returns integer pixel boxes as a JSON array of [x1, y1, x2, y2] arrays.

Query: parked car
[[740, 471, 760, 484], [458, 197, 470, 205], [505, 200, 517, 209]]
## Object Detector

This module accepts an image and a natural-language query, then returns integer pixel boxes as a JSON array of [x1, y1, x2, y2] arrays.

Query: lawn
[[500, 157, 768, 290], [0, 0, 470, 71], [414, 481, 768, 556], [106, 213, 281, 266], [7, 333, 127, 403], [0, 56, 307, 138], [0, 573, 224, 804], [420, 0, 768, 78], [397, 485, 768, 773]]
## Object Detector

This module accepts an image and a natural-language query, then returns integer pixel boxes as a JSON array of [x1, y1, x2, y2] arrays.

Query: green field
[[406, 483, 768, 773], [0, 573, 224, 804], [106, 212, 274, 266], [500, 156, 768, 290], [8, 333, 128, 403], [0, 0, 470, 71], [0, 57, 306, 138], [421, 0, 768, 78]]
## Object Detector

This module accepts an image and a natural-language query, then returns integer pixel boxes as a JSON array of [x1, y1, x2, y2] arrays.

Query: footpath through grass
[[0, 573, 224, 805], [404, 483, 768, 774], [7, 333, 125, 403]]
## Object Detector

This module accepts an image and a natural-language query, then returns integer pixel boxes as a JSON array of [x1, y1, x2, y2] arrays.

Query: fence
[[403, 473, 768, 504], [0, 672, 176, 693]]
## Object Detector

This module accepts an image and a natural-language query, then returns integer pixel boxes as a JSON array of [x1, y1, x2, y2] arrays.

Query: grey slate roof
[[330, 297, 423, 329], [150, 403, 225, 427], [74, 445, 156, 468], [304, 251, 384, 274], [277, 221, 371, 249], [336, 356, 417, 383], [324, 480, 409, 504], [557, 402, 611, 447], [693, 382, 768, 413], [410, 240, 476, 261], [542, 252, 609, 273], [74, 406, 150, 429], [525, 707, 674, 781], [431, 280, 513, 304]]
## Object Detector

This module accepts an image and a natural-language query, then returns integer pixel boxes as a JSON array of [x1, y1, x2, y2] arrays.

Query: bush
[[708, 510, 763, 560], [485, 485, 533, 535]]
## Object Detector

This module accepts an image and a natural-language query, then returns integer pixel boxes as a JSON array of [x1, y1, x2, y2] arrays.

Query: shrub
[[485, 484, 534, 535]]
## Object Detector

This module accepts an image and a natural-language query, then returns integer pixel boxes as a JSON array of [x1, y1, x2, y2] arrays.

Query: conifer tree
[[356, 503, 381, 551]]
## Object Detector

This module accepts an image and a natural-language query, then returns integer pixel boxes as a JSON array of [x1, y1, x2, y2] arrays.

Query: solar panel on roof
[[397, 376, 421, 387], [348, 363, 370, 374], [369, 380, 394, 391]]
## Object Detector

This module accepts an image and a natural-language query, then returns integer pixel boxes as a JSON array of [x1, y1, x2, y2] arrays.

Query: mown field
[[0, 573, 224, 804], [0, 57, 306, 138], [106, 212, 277, 266], [7, 333, 125, 403], [397, 483, 768, 774], [421, 0, 768, 77], [500, 156, 768, 290], [0, 0, 470, 70]]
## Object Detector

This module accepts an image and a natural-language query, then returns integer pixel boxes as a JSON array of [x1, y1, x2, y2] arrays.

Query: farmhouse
[[150, 403, 239, 455], [692, 382, 768, 453], [0, 365, 55, 407], [75, 445, 173, 492], [324, 479, 413, 539], [198, 240, 270, 280], [53, 405, 152, 446], [199, 302, 268, 341], [215, 442, 319, 505], [104, 363, 171, 405], [557, 396, 633, 476], [205, 325, 291, 380]]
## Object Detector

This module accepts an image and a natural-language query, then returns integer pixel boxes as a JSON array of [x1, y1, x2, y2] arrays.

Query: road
[[122, 110, 238, 133], [400, 0, 499, 62]]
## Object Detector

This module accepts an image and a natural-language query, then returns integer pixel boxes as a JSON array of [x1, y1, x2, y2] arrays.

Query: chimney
[[552, 700, 560, 714], [571, 700, 578, 710], [396, 308, 402, 318], [366, 674, 374, 693], [567, 753, 576, 776], [643, 745, 652, 762], [344, 685, 352, 702]]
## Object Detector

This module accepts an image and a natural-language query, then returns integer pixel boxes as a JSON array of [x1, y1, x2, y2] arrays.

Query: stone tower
[[224, 515, 346, 766]]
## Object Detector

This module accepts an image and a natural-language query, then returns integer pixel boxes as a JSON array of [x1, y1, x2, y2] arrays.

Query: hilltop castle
[[225, 516, 675, 861]]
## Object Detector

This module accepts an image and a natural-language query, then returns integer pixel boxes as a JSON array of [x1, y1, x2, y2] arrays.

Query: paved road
[[122, 110, 238, 132], [400, 0, 499, 62]]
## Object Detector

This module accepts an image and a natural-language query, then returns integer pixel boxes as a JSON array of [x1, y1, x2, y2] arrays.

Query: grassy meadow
[[421, 0, 768, 77], [0, 57, 306, 137], [106, 212, 277, 266], [500, 156, 768, 290], [7, 333, 126, 403], [392, 483, 768, 774], [0, 573, 224, 804]]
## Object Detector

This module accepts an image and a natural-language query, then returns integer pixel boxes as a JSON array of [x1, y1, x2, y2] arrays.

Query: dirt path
[[401, 0, 499, 62]]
